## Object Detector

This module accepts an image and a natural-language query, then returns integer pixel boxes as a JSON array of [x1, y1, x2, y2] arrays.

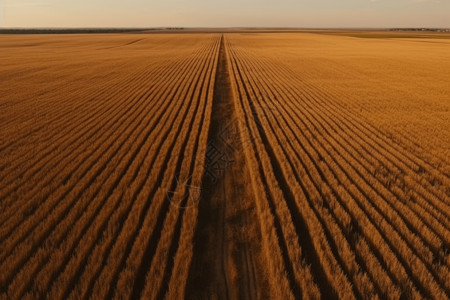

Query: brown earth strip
[[185, 35, 269, 300]]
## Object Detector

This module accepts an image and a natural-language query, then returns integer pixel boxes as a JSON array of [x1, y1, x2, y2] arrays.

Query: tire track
[[225, 37, 320, 299]]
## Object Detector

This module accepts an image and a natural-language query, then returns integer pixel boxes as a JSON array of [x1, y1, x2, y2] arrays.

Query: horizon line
[[1, 26, 450, 30]]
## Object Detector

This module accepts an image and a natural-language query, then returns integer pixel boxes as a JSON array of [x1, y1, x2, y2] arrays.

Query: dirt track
[[186, 36, 268, 300]]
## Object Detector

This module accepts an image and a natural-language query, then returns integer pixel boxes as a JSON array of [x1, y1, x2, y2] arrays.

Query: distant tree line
[[389, 28, 450, 32]]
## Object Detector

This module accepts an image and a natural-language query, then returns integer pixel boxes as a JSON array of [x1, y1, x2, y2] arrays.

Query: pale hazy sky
[[1, 0, 449, 28]]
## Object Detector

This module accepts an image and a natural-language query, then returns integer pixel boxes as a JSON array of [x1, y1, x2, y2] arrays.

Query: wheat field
[[0, 31, 449, 299]]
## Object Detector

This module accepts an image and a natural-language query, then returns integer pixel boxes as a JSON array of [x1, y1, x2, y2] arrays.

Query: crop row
[[0, 34, 221, 299], [225, 35, 449, 299]]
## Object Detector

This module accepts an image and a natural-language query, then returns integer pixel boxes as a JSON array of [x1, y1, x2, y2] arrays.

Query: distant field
[[0, 31, 449, 299], [311, 30, 450, 39], [0, 28, 150, 34]]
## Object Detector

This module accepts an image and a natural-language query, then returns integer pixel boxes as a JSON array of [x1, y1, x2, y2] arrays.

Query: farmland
[[0, 31, 449, 299]]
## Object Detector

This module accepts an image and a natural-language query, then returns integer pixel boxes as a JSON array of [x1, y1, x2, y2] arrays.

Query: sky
[[0, 0, 449, 28]]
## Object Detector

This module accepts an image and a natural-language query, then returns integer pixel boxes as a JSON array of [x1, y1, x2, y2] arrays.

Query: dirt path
[[185, 35, 268, 300]]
